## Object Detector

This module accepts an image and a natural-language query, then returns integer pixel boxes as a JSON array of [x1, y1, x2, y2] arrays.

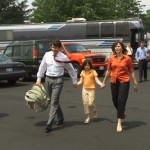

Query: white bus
[[0, 18, 148, 61]]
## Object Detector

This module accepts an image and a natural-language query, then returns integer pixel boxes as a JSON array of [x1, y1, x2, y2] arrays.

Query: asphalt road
[[0, 69, 150, 150]]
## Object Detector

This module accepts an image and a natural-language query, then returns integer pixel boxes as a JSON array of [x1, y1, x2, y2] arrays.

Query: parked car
[[3, 40, 51, 79], [61, 42, 107, 76], [3, 40, 107, 78], [0, 54, 26, 85]]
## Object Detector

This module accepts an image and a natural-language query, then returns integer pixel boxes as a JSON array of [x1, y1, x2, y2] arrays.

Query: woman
[[102, 41, 138, 132]]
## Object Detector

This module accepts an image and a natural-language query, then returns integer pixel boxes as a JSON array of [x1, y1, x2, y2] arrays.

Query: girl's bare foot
[[84, 117, 90, 124], [93, 111, 98, 119]]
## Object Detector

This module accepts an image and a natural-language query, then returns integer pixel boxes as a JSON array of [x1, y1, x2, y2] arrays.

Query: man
[[36, 39, 77, 133], [135, 41, 149, 83]]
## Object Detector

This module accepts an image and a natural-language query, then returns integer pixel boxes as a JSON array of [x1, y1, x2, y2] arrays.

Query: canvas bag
[[25, 84, 50, 112]]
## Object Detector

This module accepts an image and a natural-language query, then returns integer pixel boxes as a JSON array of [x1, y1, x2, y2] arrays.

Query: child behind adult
[[77, 59, 103, 124]]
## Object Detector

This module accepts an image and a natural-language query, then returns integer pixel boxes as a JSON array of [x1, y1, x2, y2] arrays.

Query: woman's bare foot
[[117, 119, 123, 132]]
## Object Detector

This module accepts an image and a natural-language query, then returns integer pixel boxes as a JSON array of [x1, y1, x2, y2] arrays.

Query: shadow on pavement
[[0, 113, 9, 118], [91, 117, 115, 123], [34, 117, 115, 132], [0, 81, 31, 88], [123, 121, 146, 130]]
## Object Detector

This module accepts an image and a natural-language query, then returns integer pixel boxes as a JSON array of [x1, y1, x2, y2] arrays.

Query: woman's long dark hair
[[111, 41, 127, 54]]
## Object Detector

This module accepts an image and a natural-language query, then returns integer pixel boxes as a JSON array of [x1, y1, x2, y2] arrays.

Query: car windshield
[[0, 54, 13, 63], [64, 44, 88, 53]]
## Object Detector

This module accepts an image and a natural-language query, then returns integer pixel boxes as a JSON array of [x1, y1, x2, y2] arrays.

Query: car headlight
[[82, 58, 85, 62]]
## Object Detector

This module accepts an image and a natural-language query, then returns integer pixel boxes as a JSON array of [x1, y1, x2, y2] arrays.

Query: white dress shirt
[[37, 51, 77, 84], [135, 47, 149, 61]]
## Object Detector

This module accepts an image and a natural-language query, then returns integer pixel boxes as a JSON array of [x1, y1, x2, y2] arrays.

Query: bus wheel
[[72, 63, 81, 77]]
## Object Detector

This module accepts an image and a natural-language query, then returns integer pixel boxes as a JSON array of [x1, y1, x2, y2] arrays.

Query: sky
[[18, 0, 33, 9], [20, 0, 150, 12], [26, 0, 34, 9], [140, 0, 150, 12]]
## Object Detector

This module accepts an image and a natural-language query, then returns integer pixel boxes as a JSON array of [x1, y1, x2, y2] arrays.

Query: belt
[[46, 75, 63, 79], [139, 59, 146, 61]]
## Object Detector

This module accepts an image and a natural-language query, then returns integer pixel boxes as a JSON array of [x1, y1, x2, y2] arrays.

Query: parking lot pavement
[[0, 69, 150, 150]]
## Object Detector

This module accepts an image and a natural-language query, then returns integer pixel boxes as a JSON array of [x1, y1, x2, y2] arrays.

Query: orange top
[[80, 69, 98, 89], [107, 54, 134, 83]]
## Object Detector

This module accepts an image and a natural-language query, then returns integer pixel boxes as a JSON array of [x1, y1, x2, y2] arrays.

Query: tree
[[0, 0, 32, 24], [31, 0, 144, 23], [31, 0, 112, 22], [0, 0, 145, 24], [141, 10, 150, 32]]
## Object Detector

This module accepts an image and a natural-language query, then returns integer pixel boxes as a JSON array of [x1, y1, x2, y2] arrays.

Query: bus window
[[86, 23, 99, 38], [101, 23, 114, 37], [116, 22, 129, 37], [0, 30, 13, 41]]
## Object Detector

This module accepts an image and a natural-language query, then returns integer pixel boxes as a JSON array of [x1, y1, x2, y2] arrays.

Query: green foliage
[[31, 0, 144, 22], [1, 0, 149, 27], [0, 0, 32, 24], [141, 10, 150, 32]]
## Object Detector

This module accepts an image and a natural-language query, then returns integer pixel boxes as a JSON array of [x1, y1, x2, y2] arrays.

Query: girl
[[77, 59, 103, 124]]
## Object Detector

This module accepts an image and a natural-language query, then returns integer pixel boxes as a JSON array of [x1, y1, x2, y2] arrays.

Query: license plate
[[6, 68, 13, 72], [99, 66, 104, 70]]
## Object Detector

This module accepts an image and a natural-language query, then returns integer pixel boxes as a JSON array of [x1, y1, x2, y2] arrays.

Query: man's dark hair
[[51, 39, 62, 48]]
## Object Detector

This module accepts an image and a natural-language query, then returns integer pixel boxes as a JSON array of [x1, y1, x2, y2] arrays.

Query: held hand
[[133, 83, 138, 92], [101, 83, 105, 88], [73, 84, 77, 88]]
